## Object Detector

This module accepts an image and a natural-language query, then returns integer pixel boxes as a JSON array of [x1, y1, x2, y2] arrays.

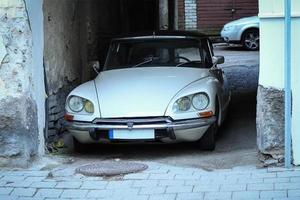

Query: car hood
[[225, 16, 258, 26], [94, 67, 209, 118]]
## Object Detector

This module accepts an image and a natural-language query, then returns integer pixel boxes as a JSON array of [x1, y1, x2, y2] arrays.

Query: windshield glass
[[104, 39, 212, 70]]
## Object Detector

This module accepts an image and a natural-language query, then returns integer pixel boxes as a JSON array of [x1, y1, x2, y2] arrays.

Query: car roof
[[112, 30, 208, 41]]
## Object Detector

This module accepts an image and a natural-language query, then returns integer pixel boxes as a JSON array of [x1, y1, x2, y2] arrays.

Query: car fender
[[65, 80, 101, 122], [238, 23, 259, 41], [164, 76, 221, 121]]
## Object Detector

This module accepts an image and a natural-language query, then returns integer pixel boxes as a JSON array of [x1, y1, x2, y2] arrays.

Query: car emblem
[[127, 122, 134, 130]]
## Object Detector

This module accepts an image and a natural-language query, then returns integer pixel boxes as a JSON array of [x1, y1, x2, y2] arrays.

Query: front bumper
[[64, 116, 216, 131], [221, 28, 241, 42], [64, 116, 216, 142]]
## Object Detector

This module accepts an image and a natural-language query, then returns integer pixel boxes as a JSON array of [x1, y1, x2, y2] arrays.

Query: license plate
[[109, 129, 155, 140]]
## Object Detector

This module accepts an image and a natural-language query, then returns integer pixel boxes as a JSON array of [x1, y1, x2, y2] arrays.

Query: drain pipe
[[284, 0, 292, 168]]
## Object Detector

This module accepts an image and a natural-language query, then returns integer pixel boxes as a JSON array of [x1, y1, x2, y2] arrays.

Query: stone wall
[[0, 0, 39, 167], [256, 85, 285, 165], [43, 0, 82, 143]]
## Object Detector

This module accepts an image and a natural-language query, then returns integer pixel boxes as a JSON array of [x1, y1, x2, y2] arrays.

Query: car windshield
[[104, 38, 212, 70]]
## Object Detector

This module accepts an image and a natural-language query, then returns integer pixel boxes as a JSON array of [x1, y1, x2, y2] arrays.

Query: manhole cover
[[76, 161, 148, 176]]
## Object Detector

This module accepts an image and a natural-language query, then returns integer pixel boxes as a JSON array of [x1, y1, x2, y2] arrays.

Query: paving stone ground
[[0, 162, 299, 200]]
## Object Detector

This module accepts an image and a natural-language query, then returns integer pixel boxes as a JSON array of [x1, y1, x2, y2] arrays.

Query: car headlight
[[68, 96, 84, 112], [84, 100, 94, 113], [173, 96, 191, 112], [68, 96, 94, 114], [223, 25, 235, 31], [192, 93, 209, 110], [172, 92, 210, 113]]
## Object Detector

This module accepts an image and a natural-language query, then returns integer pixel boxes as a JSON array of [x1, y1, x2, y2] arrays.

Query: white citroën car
[[64, 31, 231, 151]]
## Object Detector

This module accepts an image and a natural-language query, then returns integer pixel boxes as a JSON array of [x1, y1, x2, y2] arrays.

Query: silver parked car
[[221, 16, 259, 50], [64, 31, 231, 151]]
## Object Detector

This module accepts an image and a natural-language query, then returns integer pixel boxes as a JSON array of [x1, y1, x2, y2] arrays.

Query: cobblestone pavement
[[0, 161, 300, 200]]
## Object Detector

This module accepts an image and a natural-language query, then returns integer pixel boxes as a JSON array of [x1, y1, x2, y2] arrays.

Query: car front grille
[[92, 117, 173, 126]]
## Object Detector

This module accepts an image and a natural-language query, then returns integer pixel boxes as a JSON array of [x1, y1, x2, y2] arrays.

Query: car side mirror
[[91, 61, 101, 74], [212, 56, 225, 65]]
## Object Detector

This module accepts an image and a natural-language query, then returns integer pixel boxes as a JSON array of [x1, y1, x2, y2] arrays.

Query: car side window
[[202, 39, 213, 68]]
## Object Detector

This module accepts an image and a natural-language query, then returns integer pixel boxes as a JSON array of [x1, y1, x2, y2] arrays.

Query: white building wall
[[25, 0, 45, 156], [259, 0, 300, 165], [184, 0, 197, 30], [291, 12, 300, 165]]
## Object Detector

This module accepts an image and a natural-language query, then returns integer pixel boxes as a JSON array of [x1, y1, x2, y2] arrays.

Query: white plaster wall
[[259, 18, 284, 88], [24, 0, 45, 156], [291, 16, 300, 165], [259, 0, 300, 165]]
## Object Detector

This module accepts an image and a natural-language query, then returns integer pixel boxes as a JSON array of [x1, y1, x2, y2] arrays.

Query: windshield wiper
[[175, 60, 201, 67], [132, 57, 159, 68]]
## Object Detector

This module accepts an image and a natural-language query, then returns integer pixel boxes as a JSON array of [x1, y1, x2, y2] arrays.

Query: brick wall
[[177, 0, 185, 30]]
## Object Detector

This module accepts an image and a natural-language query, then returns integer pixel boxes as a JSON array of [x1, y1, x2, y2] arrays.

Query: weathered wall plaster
[[0, 0, 39, 167], [43, 0, 81, 94], [43, 0, 82, 142]]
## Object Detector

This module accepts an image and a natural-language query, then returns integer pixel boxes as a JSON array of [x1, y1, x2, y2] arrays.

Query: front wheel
[[196, 122, 217, 151], [242, 29, 259, 51], [196, 101, 219, 150]]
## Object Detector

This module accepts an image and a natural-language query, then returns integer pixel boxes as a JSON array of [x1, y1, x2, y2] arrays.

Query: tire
[[196, 102, 219, 151], [73, 137, 88, 153], [197, 124, 216, 151], [242, 29, 259, 51]]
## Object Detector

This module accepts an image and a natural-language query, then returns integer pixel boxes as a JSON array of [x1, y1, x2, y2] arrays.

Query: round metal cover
[[75, 161, 148, 176]]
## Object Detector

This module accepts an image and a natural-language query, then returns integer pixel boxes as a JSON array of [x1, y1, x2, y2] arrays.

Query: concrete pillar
[[257, 0, 300, 165], [159, 0, 169, 30]]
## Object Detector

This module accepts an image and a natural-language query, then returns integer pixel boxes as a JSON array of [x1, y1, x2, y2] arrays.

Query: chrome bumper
[[64, 116, 216, 131]]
